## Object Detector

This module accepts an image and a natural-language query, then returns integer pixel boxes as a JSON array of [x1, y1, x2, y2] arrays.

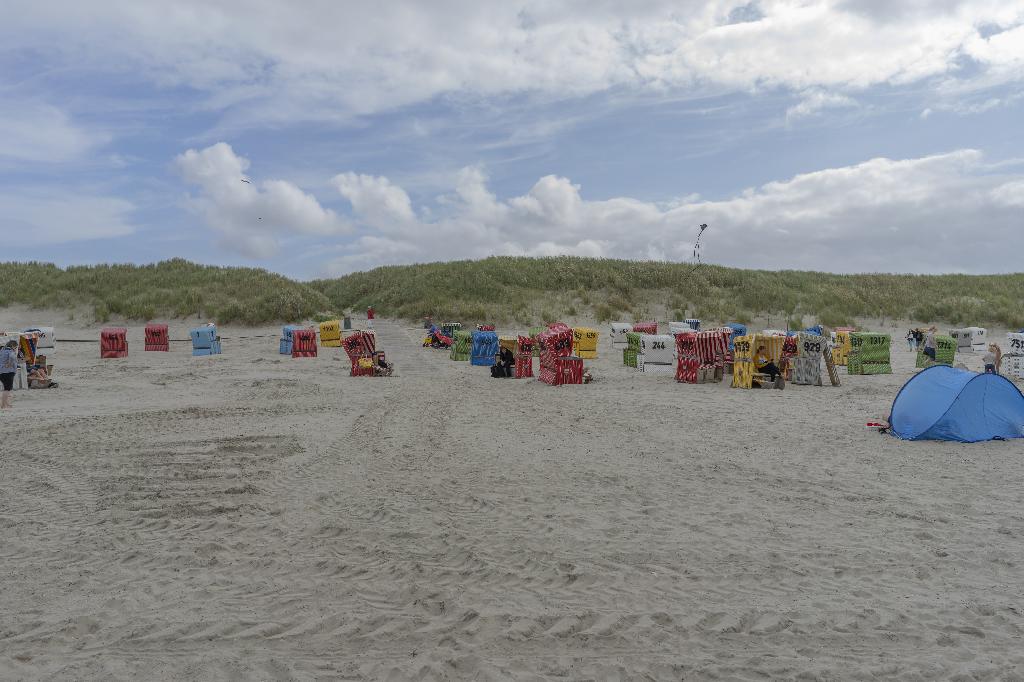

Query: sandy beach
[[2, 312, 1023, 680]]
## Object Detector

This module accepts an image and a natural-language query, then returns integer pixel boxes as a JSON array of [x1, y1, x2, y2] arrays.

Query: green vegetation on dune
[[1, 257, 1022, 329], [311, 257, 1024, 329], [0, 259, 330, 325]]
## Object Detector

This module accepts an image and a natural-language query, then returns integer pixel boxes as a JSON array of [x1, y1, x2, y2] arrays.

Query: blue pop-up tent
[[889, 365, 1024, 442]]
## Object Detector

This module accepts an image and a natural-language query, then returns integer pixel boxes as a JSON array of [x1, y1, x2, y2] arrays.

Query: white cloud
[[991, 180, 1024, 206], [332, 173, 415, 232], [0, 191, 134, 245], [924, 90, 1024, 116], [786, 89, 857, 121], [323, 149, 1024, 275], [176, 143, 349, 258], [961, 20, 1024, 80], [5, 2, 1024, 128], [0, 101, 107, 163]]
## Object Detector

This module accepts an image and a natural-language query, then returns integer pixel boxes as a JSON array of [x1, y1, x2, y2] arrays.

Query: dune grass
[[0, 259, 331, 325], [2, 256, 1021, 329], [310, 257, 1024, 329]]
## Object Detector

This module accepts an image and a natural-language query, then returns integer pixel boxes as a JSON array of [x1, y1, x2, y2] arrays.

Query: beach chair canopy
[[470, 331, 499, 366], [23, 327, 56, 349], [889, 365, 1024, 442], [725, 323, 747, 350]]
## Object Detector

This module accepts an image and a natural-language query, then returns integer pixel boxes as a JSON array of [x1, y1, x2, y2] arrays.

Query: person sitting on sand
[[755, 345, 781, 383], [27, 363, 54, 389], [374, 352, 393, 377], [983, 344, 1001, 374], [490, 348, 510, 378], [0, 339, 18, 408], [498, 345, 514, 377]]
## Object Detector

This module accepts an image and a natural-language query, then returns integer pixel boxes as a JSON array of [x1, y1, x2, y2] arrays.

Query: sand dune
[[2, 315, 1022, 680]]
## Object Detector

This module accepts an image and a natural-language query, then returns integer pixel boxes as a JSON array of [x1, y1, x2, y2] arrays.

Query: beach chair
[[537, 325, 581, 385], [515, 336, 534, 378], [319, 320, 343, 348], [100, 328, 128, 358], [291, 329, 318, 357], [145, 324, 169, 351], [343, 332, 376, 376], [190, 326, 221, 356]]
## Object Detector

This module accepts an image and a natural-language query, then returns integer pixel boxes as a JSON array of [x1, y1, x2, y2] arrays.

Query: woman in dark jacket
[[492, 347, 514, 378]]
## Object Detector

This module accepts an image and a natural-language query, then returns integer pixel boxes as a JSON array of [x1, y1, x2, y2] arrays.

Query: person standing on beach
[[906, 330, 915, 351], [983, 344, 1001, 374], [923, 327, 937, 362], [0, 339, 18, 408], [367, 305, 375, 330]]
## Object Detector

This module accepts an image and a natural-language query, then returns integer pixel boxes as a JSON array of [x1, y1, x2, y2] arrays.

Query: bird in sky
[[241, 178, 260, 218]]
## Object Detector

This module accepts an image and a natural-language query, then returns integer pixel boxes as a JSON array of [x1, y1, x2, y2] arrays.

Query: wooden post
[[824, 344, 841, 386]]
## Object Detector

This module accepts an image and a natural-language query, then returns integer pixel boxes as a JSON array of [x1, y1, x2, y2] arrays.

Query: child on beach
[[983, 344, 1001, 374]]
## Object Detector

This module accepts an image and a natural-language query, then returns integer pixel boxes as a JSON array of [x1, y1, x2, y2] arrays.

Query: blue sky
[[2, 1, 1023, 278]]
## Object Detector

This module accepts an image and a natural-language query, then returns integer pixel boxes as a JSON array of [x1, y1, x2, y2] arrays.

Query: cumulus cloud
[[332, 173, 416, 232], [0, 190, 134, 245], [4, 1, 1024, 128], [176, 143, 348, 258], [323, 150, 1024, 275]]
